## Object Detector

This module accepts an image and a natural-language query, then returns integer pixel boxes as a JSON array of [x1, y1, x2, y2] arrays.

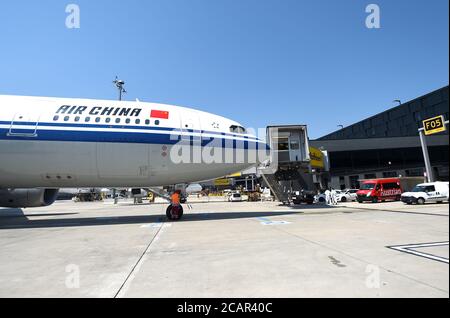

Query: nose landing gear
[[166, 204, 184, 221]]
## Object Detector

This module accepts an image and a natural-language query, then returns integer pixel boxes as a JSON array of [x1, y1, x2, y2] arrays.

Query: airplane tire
[[166, 204, 184, 221]]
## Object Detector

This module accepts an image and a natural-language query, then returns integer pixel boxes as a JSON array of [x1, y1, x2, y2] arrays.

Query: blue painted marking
[[257, 217, 291, 226], [0, 127, 269, 150], [0, 121, 262, 142]]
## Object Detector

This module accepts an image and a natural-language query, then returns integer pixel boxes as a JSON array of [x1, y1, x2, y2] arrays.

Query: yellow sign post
[[419, 115, 448, 182], [423, 115, 446, 136]]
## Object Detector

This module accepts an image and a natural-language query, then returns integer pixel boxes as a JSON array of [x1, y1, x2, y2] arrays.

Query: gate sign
[[423, 115, 446, 136]]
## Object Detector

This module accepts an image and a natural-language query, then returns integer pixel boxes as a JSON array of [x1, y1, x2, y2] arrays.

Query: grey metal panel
[[310, 135, 449, 152], [319, 86, 449, 141], [409, 101, 421, 113], [425, 92, 443, 107]]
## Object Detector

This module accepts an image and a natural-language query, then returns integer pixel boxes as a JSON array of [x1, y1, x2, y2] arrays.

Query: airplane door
[[8, 109, 41, 137]]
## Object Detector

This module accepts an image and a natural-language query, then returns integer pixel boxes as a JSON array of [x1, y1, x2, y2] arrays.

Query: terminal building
[[310, 86, 449, 190]]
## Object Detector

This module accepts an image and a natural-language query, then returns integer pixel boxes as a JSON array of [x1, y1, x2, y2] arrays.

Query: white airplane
[[0, 95, 268, 220]]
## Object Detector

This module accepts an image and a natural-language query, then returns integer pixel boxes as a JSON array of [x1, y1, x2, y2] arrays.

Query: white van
[[401, 182, 449, 205]]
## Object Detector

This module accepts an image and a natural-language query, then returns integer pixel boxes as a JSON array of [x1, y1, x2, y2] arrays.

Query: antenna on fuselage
[[113, 76, 127, 101]]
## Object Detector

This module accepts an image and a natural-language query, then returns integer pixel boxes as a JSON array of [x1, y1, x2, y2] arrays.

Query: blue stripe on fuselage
[[0, 121, 260, 142], [0, 127, 269, 150]]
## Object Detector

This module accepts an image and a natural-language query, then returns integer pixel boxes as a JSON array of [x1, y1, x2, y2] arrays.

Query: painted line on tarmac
[[343, 205, 449, 217], [114, 222, 170, 298], [387, 241, 449, 264]]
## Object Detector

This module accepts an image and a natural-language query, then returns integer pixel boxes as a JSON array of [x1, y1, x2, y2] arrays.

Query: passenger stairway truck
[[260, 173, 290, 205], [258, 125, 325, 205]]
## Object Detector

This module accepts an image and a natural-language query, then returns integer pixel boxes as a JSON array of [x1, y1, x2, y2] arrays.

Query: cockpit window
[[230, 125, 246, 134]]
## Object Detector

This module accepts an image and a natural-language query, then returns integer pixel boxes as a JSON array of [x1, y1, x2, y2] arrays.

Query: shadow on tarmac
[[0, 210, 304, 230], [0, 208, 78, 218], [284, 204, 337, 210]]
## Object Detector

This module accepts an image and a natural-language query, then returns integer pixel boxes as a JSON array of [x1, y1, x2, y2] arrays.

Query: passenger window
[[85, 117, 90, 122], [145, 119, 150, 125], [105, 118, 111, 123], [95, 117, 101, 123], [290, 140, 300, 150], [155, 120, 160, 126], [125, 118, 131, 124], [135, 119, 140, 125], [425, 186, 435, 192], [64, 116, 70, 122], [274, 137, 289, 151], [115, 118, 121, 124], [383, 183, 399, 190], [75, 117, 80, 122], [53, 115, 59, 121]]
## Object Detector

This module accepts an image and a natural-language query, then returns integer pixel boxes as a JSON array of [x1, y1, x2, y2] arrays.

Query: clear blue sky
[[0, 0, 448, 138]]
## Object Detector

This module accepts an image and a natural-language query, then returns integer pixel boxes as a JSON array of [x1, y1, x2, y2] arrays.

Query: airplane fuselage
[[0, 95, 267, 189]]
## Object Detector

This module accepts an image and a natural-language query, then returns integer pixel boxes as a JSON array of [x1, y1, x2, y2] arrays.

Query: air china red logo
[[381, 189, 401, 197], [151, 110, 169, 119]]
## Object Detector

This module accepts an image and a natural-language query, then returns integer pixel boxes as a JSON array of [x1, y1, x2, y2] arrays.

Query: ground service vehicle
[[401, 182, 449, 205], [292, 190, 315, 205], [357, 178, 402, 203]]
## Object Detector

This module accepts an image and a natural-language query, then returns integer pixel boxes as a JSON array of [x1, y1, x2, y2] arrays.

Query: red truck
[[357, 178, 402, 203]]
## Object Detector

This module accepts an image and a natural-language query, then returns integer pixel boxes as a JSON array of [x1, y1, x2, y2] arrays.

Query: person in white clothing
[[324, 189, 331, 205], [330, 189, 338, 205]]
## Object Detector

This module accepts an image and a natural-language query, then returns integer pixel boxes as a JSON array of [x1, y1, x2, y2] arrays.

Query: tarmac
[[0, 199, 448, 298]]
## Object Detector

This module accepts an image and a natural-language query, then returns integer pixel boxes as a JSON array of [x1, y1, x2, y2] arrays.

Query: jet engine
[[0, 189, 59, 208]]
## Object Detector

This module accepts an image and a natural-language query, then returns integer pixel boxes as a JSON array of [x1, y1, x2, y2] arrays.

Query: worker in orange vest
[[171, 190, 181, 206]]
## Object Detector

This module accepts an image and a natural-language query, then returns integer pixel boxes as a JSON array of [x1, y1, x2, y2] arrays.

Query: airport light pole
[[113, 77, 127, 101]]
